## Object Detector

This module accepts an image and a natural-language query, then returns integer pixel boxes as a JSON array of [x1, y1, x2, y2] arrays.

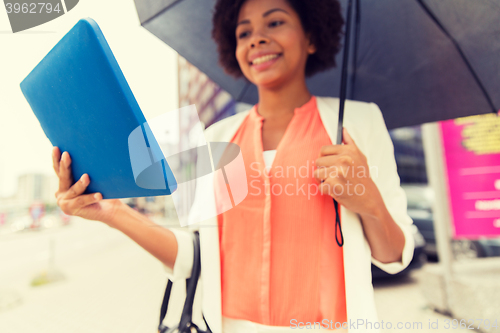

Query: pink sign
[[440, 112, 500, 238]]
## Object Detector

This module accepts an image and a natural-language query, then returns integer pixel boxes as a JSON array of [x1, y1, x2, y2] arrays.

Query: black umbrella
[[134, 0, 499, 134]]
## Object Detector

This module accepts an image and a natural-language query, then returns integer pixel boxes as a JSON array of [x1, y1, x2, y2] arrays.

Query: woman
[[52, 0, 414, 332]]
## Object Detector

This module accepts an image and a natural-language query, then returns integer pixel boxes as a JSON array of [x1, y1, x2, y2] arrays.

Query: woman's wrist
[[357, 179, 384, 218], [101, 200, 178, 268], [103, 201, 134, 229]]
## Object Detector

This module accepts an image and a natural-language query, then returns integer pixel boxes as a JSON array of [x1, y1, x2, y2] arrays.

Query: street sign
[[440, 112, 500, 238]]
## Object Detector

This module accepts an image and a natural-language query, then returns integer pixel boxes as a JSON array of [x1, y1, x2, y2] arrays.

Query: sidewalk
[[419, 258, 500, 333], [374, 270, 471, 333], [0, 219, 168, 333]]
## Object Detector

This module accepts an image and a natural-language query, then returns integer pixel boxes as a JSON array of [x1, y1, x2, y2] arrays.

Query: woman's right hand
[[52, 147, 124, 224]]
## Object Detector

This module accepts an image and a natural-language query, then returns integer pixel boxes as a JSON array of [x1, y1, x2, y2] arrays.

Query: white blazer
[[163, 96, 414, 333]]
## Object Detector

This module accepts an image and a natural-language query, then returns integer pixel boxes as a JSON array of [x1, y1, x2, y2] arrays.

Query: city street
[[0, 218, 468, 333], [0, 217, 167, 332]]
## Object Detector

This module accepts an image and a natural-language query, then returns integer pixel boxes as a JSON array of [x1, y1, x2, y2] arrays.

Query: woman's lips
[[250, 53, 282, 71]]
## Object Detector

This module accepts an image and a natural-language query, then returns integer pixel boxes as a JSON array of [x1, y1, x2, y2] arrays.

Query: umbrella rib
[[416, 0, 497, 114], [141, 0, 185, 26]]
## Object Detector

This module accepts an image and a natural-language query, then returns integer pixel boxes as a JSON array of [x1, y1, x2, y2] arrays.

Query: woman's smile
[[250, 52, 282, 71]]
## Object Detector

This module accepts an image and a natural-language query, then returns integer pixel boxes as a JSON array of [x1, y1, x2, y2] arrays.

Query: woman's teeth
[[252, 54, 279, 65]]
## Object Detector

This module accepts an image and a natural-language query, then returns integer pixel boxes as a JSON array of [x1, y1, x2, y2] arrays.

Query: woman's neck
[[256, 76, 312, 120]]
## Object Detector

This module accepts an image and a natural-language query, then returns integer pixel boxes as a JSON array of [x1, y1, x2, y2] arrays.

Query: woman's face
[[235, 0, 316, 89]]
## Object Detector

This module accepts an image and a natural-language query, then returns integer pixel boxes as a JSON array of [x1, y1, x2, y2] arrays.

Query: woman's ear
[[308, 43, 317, 55], [306, 33, 317, 54]]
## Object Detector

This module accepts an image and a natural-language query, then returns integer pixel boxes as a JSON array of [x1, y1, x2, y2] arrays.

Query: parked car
[[371, 224, 427, 279], [402, 185, 500, 261]]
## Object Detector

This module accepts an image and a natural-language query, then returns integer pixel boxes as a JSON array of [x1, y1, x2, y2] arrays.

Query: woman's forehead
[[237, 0, 294, 22]]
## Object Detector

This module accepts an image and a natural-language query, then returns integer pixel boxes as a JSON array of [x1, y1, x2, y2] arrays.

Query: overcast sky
[[0, 0, 179, 197]]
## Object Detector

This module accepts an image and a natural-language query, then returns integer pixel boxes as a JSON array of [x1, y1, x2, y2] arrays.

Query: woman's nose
[[250, 32, 269, 48], [251, 39, 267, 48]]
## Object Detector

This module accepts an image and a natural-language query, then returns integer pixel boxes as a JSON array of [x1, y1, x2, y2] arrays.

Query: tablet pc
[[20, 18, 177, 199]]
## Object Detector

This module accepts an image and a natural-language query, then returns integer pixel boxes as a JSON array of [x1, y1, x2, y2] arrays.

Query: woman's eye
[[269, 21, 284, 28], [238, 31, 250, 39]]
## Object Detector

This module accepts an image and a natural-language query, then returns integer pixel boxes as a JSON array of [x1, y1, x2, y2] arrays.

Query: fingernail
[[94, 193, 100, 200], [80, 174, 86, 183]]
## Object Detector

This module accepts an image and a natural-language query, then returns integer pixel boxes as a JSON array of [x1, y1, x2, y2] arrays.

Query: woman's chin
[[252, 73, 288, 90]]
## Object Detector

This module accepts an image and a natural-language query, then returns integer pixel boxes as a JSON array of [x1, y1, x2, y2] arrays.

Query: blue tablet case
[[20, 18, 177, 199]]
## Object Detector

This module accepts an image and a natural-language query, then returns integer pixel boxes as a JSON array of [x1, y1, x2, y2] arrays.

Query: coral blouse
[[216, 96, 347, 328]]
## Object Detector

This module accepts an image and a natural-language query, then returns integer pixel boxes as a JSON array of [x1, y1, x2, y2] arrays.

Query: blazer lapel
[[199, 111, 249, 333], [316, 96, 367, 326]]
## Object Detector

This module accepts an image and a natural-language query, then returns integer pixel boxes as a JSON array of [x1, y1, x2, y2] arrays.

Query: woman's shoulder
[[315, 95, 384, 129], [315, 95, 378, 116], [204, 109, 251, 141], [314, 96, 388, 153]]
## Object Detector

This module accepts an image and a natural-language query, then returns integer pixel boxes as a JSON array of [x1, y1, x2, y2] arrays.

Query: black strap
[[333, 199, 344, 247], [158, 231, 212, 333], [158, 280, 173, 329]]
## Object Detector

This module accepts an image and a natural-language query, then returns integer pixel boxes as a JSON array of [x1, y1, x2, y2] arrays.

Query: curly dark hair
[[212, 0, 344, 78]]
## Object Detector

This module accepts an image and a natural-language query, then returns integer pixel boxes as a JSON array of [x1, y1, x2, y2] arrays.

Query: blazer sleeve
[[163, 228, 195, 281], [366, 102, 415, 274]]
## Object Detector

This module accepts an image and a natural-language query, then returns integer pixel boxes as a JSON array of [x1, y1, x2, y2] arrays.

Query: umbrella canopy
[[134, 0, 500, 130]]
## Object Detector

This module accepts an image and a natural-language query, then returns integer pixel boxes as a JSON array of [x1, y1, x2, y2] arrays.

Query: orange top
[[216, 96, 347, 327]]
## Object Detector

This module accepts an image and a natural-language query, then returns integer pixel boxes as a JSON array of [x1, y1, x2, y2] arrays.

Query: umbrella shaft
[[337, 0, 354, 145]]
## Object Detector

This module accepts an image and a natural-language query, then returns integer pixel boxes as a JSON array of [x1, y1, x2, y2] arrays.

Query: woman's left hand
[[314, 128, 383, 217]]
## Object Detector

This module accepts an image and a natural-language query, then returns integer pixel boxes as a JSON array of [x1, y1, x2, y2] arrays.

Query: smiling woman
[[192, 1, 410, 332], [212, 0, 345, 153], [212, 0, 343, 79]]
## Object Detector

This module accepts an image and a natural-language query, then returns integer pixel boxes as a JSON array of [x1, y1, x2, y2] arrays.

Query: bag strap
[[158, 279, 173, 329], [158, 231, 211, 333]]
